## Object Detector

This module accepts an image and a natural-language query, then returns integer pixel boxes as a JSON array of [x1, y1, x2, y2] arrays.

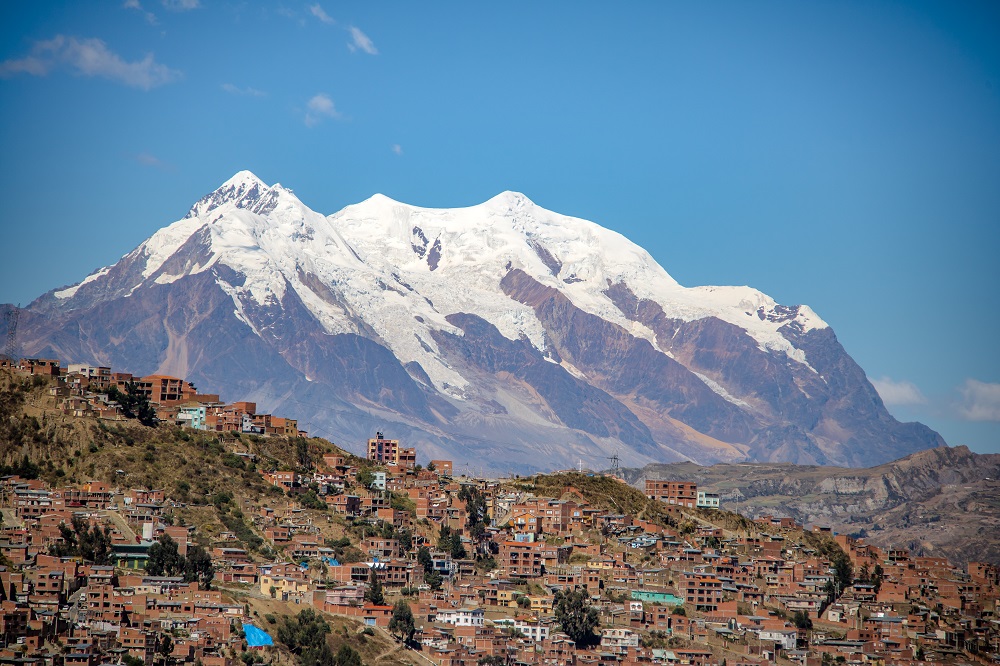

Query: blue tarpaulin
[[244, 623, 274, 648]]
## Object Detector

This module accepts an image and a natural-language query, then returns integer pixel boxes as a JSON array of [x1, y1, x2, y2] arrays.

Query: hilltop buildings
[[1, 359, 997, 666]]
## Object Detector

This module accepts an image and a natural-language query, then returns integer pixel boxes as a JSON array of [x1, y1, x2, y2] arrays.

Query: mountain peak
[[484, 190, 535, 210], [26, 170, 945, 472], [221, 170, 267, 190], [186, 170, 273, 219]]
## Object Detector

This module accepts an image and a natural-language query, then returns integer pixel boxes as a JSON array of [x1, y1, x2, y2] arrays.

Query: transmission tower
[[607, 452, 621, 477], [3, 305, 19, 362]]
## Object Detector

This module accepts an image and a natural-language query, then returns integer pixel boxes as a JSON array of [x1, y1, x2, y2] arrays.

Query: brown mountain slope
[[619, 445, 1000, 565]]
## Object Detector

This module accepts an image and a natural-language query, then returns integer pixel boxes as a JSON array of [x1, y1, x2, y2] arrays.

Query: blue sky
[[1, 1, 998, 455]]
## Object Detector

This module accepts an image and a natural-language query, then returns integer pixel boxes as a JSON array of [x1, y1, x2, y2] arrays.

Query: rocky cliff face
[[622, 446, 1000, 565], [4, 171, 944, 472]]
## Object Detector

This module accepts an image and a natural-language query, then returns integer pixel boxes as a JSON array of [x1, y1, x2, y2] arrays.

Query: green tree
[[295, 438, 312, 470], [834, 555, 853, 592], [365, 565, 385, 606], [458, 485, 489, 541], [333, 645, 361, 666], [823, 579, 837, 603], [417, 546, 433, 573], [50, 516, 114, 565], [792, 610, 813, 630], [871, 564, 884, 595], [450, 535, 467, 561], [424, 569, 443, 591], [158, 634, 174, 658], [389, 600, 416, 643], [356, 469, 375, 489], [276, 609, 335, 666], [396, 527, 413, 553], [553, 588, 600, 646], [437, 524, 467, 560], [184, 544, 215, 588], [108, 382, 157, 427], [147, 534, 186, 577], [299, 489, 327, 511], [438, 525, 453, 552]]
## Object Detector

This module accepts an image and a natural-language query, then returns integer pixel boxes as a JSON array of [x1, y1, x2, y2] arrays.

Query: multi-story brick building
[[500, 540, 545, 578], [366, 432, 415, 470], [645, 480, 697, 508], [680, 572, 724, 612]]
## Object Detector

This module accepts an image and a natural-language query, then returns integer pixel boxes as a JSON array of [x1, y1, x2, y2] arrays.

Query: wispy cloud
[[391, 144, 403, 156], [132, 152, 173, 170], [123, 0, 158, 25], [305, 93, 339, 126], [161, 0, 199, 10], [0, 35, 181, 90], [347, 26, 377, 54], [222, 83, 266, 97], [958, 379, 1000, 422], [871, 376, 927, 406], [309, 4, 334, 24]]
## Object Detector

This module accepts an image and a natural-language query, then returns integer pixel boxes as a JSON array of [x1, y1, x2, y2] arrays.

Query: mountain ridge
[[618, 445, 1000, 565], [5, 171, 945, 472]]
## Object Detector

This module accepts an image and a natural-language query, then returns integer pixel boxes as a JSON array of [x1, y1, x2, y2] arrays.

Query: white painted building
[[696, 491, 721, 509], [435, 607, 485, 627]]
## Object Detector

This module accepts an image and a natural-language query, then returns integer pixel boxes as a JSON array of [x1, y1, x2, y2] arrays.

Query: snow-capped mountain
[[13, 171, 945, 472]]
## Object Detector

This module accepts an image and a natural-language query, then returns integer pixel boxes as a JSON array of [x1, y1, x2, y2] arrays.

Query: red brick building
[[645, 480, 697, 508]]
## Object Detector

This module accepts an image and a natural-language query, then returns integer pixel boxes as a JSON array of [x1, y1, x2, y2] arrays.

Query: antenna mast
[[3, 305, 19, 362]]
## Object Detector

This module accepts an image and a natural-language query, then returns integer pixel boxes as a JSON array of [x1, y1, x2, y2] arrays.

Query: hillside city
[[0, 357, 998, 666]]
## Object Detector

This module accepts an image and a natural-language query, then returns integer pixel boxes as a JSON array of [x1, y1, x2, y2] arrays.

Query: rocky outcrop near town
[[620, 445, 1000, 565], [3, 172, 945, 473]]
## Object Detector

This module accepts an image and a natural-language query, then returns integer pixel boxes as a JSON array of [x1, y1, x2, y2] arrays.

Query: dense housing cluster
[[0, 359, 997, 666]]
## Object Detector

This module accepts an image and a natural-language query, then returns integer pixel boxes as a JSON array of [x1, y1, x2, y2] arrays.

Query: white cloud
[[391, 144, 403, 156], [309, 4, 334, 24], [871, 376, 927, 406], [0, 35, 181, 90], [222, 83, 266, 97], [347, 26, 377, 54], [124, 0, 158, 24], [958, 379, 1000, 422], [161, 0, 199, 10], [305, 93, 339, 126], [134, 152, 168, 169]]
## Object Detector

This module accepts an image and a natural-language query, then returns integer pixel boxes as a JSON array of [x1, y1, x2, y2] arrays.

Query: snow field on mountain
[[51, 171, 828, 398]]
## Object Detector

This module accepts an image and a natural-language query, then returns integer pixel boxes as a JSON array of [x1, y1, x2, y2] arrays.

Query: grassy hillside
[[0, 369, 361, 550]]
